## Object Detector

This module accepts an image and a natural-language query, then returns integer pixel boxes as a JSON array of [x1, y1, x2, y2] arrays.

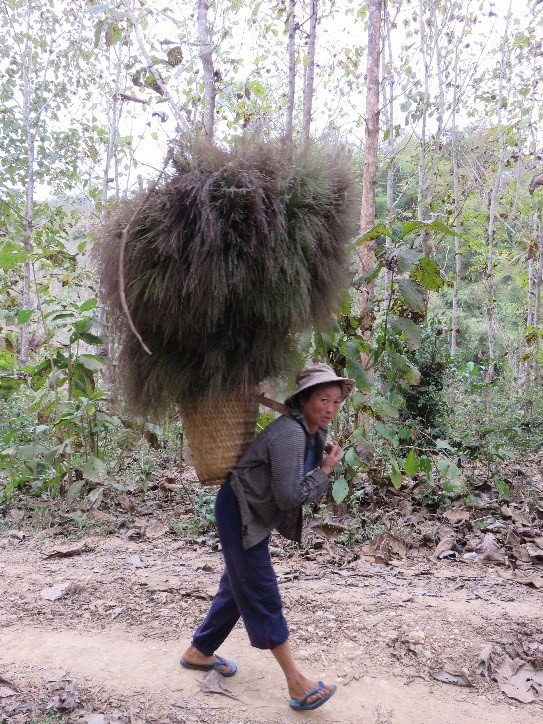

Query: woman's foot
[[288, 674, 336, 707], [181, 645, 236, 675]]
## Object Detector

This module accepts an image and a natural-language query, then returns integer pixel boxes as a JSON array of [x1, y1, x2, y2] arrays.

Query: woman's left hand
[[322, 441, 342, 475]]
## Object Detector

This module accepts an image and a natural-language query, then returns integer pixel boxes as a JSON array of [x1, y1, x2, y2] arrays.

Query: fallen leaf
[[198, 669, 240, 699], [144, 521, 169, 539], [476, 643, 494, 680], [362, 533, 407, 562], [431, 668, 473, 687], [506, 528, 534, 563], [40, 582, 72, 601], [443, 509, 470, 524], [46, 681, 80, 712], [513, 571, 543, 589], [127, 555, 144, 568], [44, 542, 93, 558], [474, 533, 507, 564], [501, 506, 532, 526], [83, 715, 109, 724], [7, 530, 24, 541], [524, 543, 543, 561], [495, 656, 543, 703], [434, 536, 456, 557]]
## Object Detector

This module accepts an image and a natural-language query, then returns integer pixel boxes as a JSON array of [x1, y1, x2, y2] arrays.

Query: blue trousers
[[191, 479, 289, 653]]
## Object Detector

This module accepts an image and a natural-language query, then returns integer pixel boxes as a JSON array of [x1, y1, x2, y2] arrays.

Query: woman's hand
[[321, 441, 342, 476]]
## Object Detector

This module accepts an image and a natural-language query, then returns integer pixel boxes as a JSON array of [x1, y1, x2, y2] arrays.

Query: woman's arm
[[268, 427, 331, 511]]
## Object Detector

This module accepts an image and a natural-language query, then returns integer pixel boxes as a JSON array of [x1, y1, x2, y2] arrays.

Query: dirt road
[[0, 530, 541, 723]]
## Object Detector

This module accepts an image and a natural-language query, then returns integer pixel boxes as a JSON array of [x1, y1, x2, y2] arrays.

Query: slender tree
[[197, 0, 216, 141], [301, 0, 317, 149], [485, 1, 512, 381], [358, 0, 382, 422], [285, 0, 296, 143]]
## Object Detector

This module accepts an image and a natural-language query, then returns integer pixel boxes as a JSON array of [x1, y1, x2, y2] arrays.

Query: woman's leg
[[190, 567, 240, 653], [271, 641, 336, 706]]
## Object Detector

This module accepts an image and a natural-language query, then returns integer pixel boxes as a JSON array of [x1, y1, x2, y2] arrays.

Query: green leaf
[[93, 18, 104, 47], [403, 449, 418, 477], [66, 479, 86, 501], [77, 354, 104, 371], [410, 257, 446, 291], [396, 220, 427, 239], [352, 224, 391, 247], [0, 241, 27, 270], [397, 280, 426, 313], [16, 309, 33, 324], [389, 316, 422, 351], [345, 358, 371, 392], [435, 439, 455, 451], [419, 455, 432, 474], [344, 447, 360, 468], [86, 486, 104, 508], [389, 244, 423, 274], [30, 359, 52, 391], [390, 460, 403, 489], [374, 420, 398, 446], [82, 455, 107, 483], [76, 332, 104, 346], [388, 352, 421, 385], [79, 298, 98, 312], [332, 477, 349, 504], [372, 396, 399, 419]]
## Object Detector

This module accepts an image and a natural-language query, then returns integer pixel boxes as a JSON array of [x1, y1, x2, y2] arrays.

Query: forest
[[1, 1, 543, 722]]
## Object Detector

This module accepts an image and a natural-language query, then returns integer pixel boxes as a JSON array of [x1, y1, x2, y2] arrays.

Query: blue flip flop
[[289, 681, 337, 711], [180, 655, 237, 677]]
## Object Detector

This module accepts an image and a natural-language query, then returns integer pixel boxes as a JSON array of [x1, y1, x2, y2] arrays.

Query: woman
[[180, 362, 354, 711]]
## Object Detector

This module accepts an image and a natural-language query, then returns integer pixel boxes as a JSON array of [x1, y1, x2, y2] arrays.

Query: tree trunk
[[450, 30, 461, 357], [417, 0, 430, 255], [534, 213, 543, 387], [101, 48, 123, 219], [301, 0, 317, 149], [285, 0, 296, 144], [383, 3, 395, 295], [198, 0, 215, 141], [358, 0, 381, 430], [20, 26, 34, 366], [485, 1, 512, 382]]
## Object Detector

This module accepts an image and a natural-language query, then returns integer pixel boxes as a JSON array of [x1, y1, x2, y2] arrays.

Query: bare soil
[[1, 520, 542, 724]]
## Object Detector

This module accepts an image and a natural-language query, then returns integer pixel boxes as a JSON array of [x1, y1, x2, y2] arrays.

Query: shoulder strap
[[253, 392, 292, 419]]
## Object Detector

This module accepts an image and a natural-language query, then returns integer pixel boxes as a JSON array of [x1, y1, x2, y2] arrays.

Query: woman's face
[[300, 383, 343, 433]]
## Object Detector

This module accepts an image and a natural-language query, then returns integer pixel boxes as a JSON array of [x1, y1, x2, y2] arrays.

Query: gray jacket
[[228, 405, 330, 549]]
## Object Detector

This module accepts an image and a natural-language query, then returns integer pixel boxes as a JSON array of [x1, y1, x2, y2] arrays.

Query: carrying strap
[[253, 392, 292, 419]]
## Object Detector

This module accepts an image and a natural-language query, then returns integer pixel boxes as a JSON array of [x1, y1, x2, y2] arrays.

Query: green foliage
[[170, 492, 217, 543]]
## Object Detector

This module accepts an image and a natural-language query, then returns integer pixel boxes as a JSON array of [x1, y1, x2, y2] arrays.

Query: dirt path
[[0, 530, 541, 723]]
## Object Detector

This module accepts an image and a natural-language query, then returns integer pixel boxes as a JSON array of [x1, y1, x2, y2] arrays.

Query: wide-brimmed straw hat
[[285, 363, 355, 405]]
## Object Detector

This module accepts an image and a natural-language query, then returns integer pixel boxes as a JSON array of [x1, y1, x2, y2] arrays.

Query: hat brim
[[285, 375, 355, 406]]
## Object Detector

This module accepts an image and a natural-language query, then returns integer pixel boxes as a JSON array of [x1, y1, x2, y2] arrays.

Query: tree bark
[[285, 0, 296, 144], [534, 213, 543, 387], [197, 0, 216, 141], [417, 0, 430, 255], [450, 27, 461, 357], [20, 21, 34, 366], [301, 0, 317, 149], [485, 1, 512, 382], [383, 3, 395, 295], [358, 0, 381, 430]]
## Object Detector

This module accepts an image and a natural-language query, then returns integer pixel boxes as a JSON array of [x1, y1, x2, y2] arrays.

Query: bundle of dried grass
[[97, 137, 358, 419]]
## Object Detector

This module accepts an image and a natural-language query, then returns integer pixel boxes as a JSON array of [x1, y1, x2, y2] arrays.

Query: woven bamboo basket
[[179, 388, 260, 485]]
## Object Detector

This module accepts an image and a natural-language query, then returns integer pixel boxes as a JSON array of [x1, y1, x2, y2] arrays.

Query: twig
[[118, 148, 174, 355]]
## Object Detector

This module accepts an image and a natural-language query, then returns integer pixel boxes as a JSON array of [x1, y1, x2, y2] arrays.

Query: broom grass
[[97, 137, 358, 418]]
